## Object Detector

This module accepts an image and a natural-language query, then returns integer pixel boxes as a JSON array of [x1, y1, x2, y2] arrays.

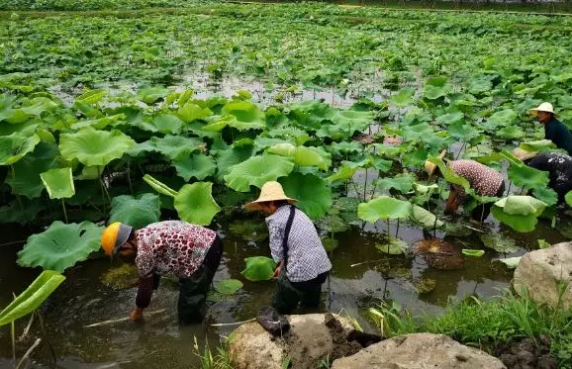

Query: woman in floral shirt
[[101, 221, 222, 324]]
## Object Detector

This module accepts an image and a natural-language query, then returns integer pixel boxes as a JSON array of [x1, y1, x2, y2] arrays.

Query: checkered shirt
[[266, 205, 332, 282]]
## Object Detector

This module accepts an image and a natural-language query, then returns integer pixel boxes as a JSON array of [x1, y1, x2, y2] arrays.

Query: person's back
[[545, 117, 572, 156], [528, 152, 572, 203]]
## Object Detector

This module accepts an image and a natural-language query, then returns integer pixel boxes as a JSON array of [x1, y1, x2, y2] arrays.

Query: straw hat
[[512, 147, 537, 162], [424, 150, 447, 177], [101, 222, 133, 256], [529, 102, 556, 117], [245, 181, 298, 211]]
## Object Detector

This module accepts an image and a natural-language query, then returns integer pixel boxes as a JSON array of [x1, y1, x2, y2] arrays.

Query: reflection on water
[[0, 208, 569, 368]]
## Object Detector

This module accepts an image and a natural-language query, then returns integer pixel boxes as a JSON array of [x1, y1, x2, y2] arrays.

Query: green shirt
[[545, 118, 572, 156]]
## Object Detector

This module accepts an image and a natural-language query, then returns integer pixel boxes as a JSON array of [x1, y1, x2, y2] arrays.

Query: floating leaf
[[480, 233, 519, 253], [376, 237, 408, 255], [59, 128, 135, 167], [498, 257, 522, 269], [40, 167, 75, 199], [241, 256, 276, 282], [280, 172, 332, 220], [0, 270, 65, 327], [109, 194, 161, 229], [136, 86, 170, 104], [538, 239, 551, 249], [224, 154, 294, 192], [173, 153, 216, 181], [18, 221, 103, 272], [222, 101, 266, 131], [215, 279, 243, 295], [358, 196, 412, 223], [462, 249, 485, 257], [174, 182, 221, 226]]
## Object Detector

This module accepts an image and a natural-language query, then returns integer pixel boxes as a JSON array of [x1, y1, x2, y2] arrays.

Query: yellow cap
[[101, 222, 132, 256]]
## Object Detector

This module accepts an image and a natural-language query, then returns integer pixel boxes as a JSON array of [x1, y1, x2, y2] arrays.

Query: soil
[[494, 336, 559, 369]]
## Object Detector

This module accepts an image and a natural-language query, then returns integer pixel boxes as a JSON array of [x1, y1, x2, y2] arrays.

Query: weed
[[192, 336, 232, 369]]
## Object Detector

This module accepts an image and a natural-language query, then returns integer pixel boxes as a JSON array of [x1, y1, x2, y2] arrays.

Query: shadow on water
[[0, 206, 569, 368]]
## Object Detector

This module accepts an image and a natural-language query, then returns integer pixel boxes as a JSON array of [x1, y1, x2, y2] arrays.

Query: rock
[[228, 313, 359, 369], [513, 242, 572, 309], [330, 333, 506, 369]]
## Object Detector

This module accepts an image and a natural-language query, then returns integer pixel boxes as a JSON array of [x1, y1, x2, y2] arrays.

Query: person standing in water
[[100, 221, 222, 323], [530, 103, 572, 156], [425, 151, 505, 223], [246, 181, 332, 314]]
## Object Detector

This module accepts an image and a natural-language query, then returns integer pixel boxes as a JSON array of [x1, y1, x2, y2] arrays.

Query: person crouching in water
[[425, 151, 505, 223], [514, 149, 572, 204], [100, 221, 223, 323], [246, 181, 332, 314]]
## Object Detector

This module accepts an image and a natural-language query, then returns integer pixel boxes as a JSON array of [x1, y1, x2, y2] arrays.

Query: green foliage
[[40, 167, 75, 199], [173, 153, 216, 182], [492, 196, 546, 233], [59, 128, 135, 167], [358, 196, 412, 223], [241, 256, 276, 282], [0, 270, 65, 327], [224, 154, 294, 192], [174, 182, 221, 226], [215, 279, 243, 296], [280, 172, 332, 220], [18, 221, 103, 272], [109, 193, 161, 229]]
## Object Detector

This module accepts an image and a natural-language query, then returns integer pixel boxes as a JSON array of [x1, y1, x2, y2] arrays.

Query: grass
[[368, 287, 572, 366], [192, 336, 233, 369]]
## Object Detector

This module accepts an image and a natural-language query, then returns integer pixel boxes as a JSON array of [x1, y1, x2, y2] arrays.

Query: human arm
[[131, 275, 155, 321], [267, 218, 285, 279], [445, 185, 464, 213]]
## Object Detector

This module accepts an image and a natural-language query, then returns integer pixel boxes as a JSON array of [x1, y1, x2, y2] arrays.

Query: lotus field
[[1, 1, 572, 366]]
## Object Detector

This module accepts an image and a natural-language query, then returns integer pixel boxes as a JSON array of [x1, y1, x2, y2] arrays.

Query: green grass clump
[[193, 336, 233, 369]]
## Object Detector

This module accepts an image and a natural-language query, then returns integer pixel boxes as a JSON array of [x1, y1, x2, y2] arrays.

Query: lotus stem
[[395, 218, 400, 239], [127, 162, 134, 195], [37, 312, 56, 363], [11, 320, 16, 367], [15, 338, 41, 369], [62, 200, 68, 223]]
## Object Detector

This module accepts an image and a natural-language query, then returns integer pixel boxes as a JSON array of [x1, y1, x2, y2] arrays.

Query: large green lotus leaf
[[376, 237, 408, 255], [151, 114, 183, 135], [221, 101, 266, 131], [224, 154, 294, 192], [216, 146, 255, 179], [18, 221, 104, 272], [0, 97, 58, 124], [377, 173, 415, 194], [136, 86, 170, 104], [268, 144, 329, 170], [0, 198, 43, 225], [268, 143, 297, 156], [423, 83, 452, 100], [566, 191, 572, 207], [496, 126, 525, 140], [329, 141, 362, 154], [519, 140, 555, 152], [0, 132, 40, 165], [173, 153, 216, 182], [109, 194, 161, 229], [491, 206, 539, 233], [436, 112, 464, 126], [533, 187, 558, 207], [358, 196, 412, 223], [177, 103, 212, 123], [215, 279, 243, 295], [495, 196, 546, 216], [330, 110, 374, 136], [75, 89, 108, 105], [6, 142, 58, 199], [447, 121, 480, 142], [280, 172, 332, 220], [241, 256, 276, 282], [0, 270, 65, 327], [40, 167, 75, 200], [486, 109, 517, 127], [128, 135, 203, 160], [326, 165, 357, 182], [389, 87, 415, 108], [59, 128, 135, 167], [174, 182, 221, 226], [508, 164, 549, 191], [72, 114, 126, 131], [480, 233, 519, 253], [429, 157, 471, 192], [411, 205, 443, 229], [401, 123, 434, 141]]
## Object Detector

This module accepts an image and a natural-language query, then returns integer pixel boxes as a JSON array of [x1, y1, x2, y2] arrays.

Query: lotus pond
[[1, 1, 572, 368]]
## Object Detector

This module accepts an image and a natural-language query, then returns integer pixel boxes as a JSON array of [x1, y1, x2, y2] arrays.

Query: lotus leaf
[[109, 194, 161, 229], [389, 87, 415, 108], [178, 103, 212, 123], [566, 191, 572, 207], [326, 165, 357, 182], [174, 182, 221, 226], [519, 140, 555, 152], [136, 86, 170, 104], [75, 89, 107, 105], [532, 187, 558, 207], [496, 126, 525, 140], [436, 112, 464, 126], [376, 237, 408, 255], [151, 114, 183, 134], [447, 121, 480, 141], [358, 196, 412, 223], [330, 110, 374, 136], [6, 142, 57, 199], [498, 257, 522, 269], [0, 270, 65, 327], [173, 153, 216, 181], [0, 198, 43, 225], [538, 239, 551, 249], [423, 83, 452, 100], [215, 279, 243, 295], [40, 167, 75, 199], [411, 205, 443, 229], [128, 135, 202, 160], [73, 114, 126, 130], [241, 256, 276, 282], [224, 154, 294, 192], [59, 128, 135, 167], [216, 145, 255, 179], [486, 109, 517, 127], [268, 144, 329, 169], [322, 238, 339, 252], [280, 172, 332, 220], [377, 174, 415, 194], [480, 233, 519, 253], [491, 207, 540, 233], [0, 132, 40, 165], [462, 249, 485, 257], [18, 221, 103, 272], [495, 196, 546, 216], [215, 101, 266, 131]]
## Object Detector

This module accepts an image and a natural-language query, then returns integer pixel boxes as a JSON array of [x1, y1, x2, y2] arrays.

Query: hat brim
[[245, 197, 298, 211], [529, 109, 556, 117], [112, 224, 133, 255]]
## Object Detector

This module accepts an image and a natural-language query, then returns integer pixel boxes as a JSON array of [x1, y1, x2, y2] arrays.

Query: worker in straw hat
[[425, 151, 505, 223], [530, 102, 572, 156], [246, 181, 332, 314], [100, 221, 222, 323]]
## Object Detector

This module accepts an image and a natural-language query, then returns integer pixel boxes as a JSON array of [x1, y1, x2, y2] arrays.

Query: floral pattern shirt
[[135, 221, 217, 279], [449, 160, 504, 202]]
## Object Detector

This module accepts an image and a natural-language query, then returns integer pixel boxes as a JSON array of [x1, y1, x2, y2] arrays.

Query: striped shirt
[[266, 205, 332, 282], [449, 160, 504, 202]]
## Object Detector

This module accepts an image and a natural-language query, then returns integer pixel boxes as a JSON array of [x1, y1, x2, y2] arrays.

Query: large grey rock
[[331, 333, 506, 369], [228, 313, 360, 369], [513, 242, 572, 309]]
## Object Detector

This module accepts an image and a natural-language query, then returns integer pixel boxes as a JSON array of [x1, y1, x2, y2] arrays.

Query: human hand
[[130, 308, 144, 322], [272, 262, 283, 280]]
